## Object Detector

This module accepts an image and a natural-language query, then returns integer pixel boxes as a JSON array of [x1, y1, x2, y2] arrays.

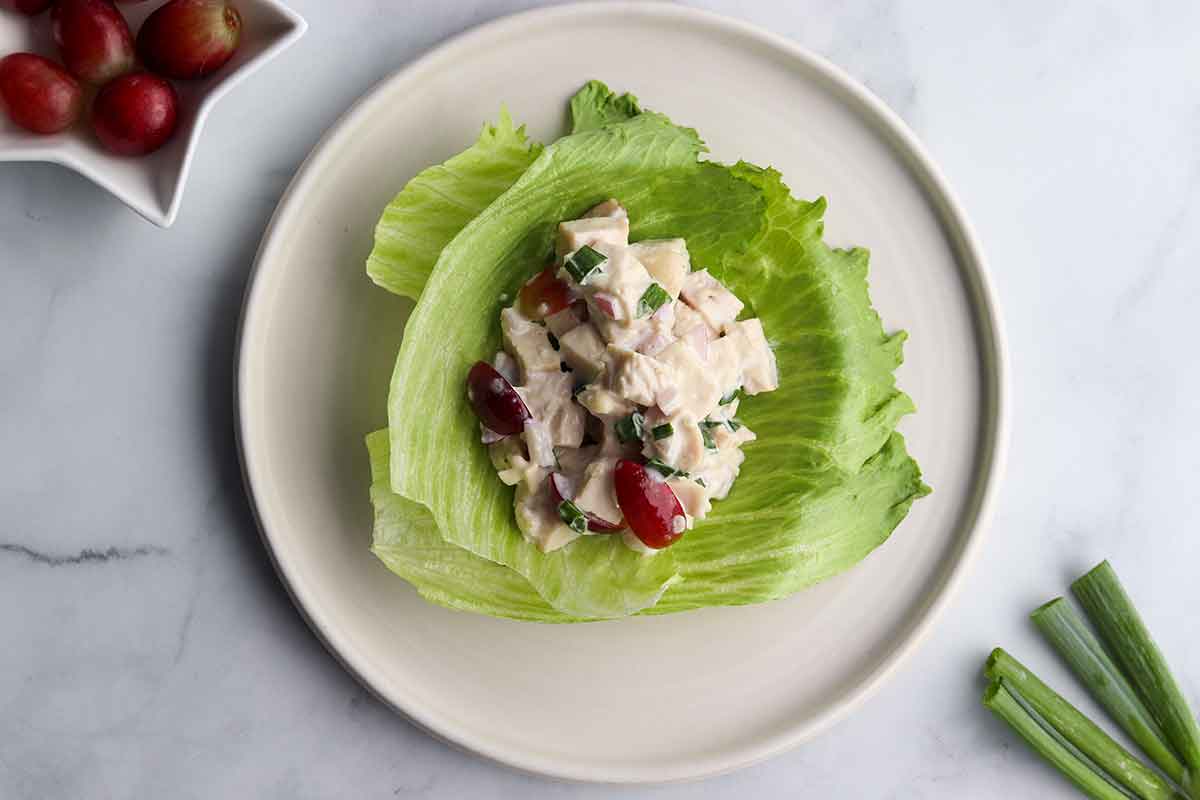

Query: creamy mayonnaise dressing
[[484, 200, 779, 553]]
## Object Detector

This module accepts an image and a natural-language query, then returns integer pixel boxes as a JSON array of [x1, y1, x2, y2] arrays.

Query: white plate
[[0, 0, 305, 227], [236, 2, 1008, 784]]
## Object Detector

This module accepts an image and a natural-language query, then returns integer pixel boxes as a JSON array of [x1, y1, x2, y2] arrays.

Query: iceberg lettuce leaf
[[367, 430, 576, 622], [386, 110, 768, 619], [369, 81, 928, 621], [366, 110, 543, 300], [569, 79, 642, 133]]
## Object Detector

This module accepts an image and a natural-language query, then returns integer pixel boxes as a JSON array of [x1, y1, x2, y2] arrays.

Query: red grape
[[518, 265, 572, 319], [0, 54, 83, 134], [52, 0, 135, 85], [466, 361, 531, 437], [91, 72, 178, 156], [0, 0, 55, 14], [137, 0, 242, 80], [613, 459, 686, 549]]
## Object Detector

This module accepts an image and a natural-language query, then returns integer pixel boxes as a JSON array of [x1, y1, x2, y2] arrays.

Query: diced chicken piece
[[668, 477, 711, 524], [517, 461, 548, 494], [492, 350, 519, 384], [522, 419, 557, 468], [555, 445, 598, 486], [582, 245, 656, 325], [559, 323, 608, 381], [635, 301, 676, 356], [556, 216, 630, 259], [516, 372, 585, 448], [599, 420, 642, 458], [584, 199, 627, 219], [514, 477, 578, 552], [673, 302, 717, 340], [629, 238, 690, 298], [576, 385, 635, 419], [695, 447, 746, 500], [706, 335, 743, 398], [496, 467, 523, 486], [709, 396, 740, 421], [712, 420, 757, 449], [592, 314, 653, 351], [545, 306, 583, 337], [654, 340, 721, 419], [680, 269, 744, 331], [608, 346, 672, 407], [488, 436, 526, 472], [573, 458, 622, 526], [648, 415, 707, 472], [501, 307, 559, 380], [724, 319, 779, 394], [648, 300, 675, 330]]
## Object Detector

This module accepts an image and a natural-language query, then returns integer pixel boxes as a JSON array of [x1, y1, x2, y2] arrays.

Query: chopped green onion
[[564, 245, 606, 283], [547, 332, 560, 351], [983, 680, 1133, 800], [720, 387, 741, 405], [694, 477, 706, 487], [728, 418, 743, 432], [985, 648, 1178, 800], [700, 425, 717, 451], [1032, 598, 1185, 785], [651, 423, 674, 440], [615, 413, 645, 443], [637, 282, 671, 317], [645, 458, 687, 479], [1072, 561, 1200, 793], [557, 500, 588, 534]]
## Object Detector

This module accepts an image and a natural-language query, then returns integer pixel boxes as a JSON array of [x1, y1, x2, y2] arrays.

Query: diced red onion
[[593, 293, 623, 320], [549, 472, 575, 501]]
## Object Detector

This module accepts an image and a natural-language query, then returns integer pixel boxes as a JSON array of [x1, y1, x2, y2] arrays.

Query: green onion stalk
[[1072, 561, 1200, 797], [1033, 597, 1185, 786], [983, 679, 1137, 800], [985, 649, 1181, 800]]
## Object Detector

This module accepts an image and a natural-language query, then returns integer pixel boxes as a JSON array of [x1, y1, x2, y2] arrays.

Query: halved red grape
[[546, 473, 625, 533], [91, 72, 178, 156], [518, 266, 572, 320], [0, 0, 55, 14], [137, 0, 242, 80], [613, 459, 686, 549], [52, 0, 135, 85], [0, 54, 83, 134], [467, 361, 531, 437]]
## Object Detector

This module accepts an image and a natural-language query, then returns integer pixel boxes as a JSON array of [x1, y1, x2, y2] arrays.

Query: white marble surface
[[3, 1, 1199, 797]]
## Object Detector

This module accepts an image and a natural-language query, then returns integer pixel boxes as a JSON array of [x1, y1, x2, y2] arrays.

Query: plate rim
[[234, 1, 1011, 784]]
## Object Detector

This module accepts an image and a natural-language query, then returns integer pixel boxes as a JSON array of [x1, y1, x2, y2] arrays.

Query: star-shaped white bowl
[[0, 0, 305, 227]]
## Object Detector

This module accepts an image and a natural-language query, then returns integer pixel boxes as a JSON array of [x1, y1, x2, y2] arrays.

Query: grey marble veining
[[3, 1, 1200, 797]]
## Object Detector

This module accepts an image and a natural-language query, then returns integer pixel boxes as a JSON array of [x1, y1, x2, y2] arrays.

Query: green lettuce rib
[[369, 81, 927, 621]]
